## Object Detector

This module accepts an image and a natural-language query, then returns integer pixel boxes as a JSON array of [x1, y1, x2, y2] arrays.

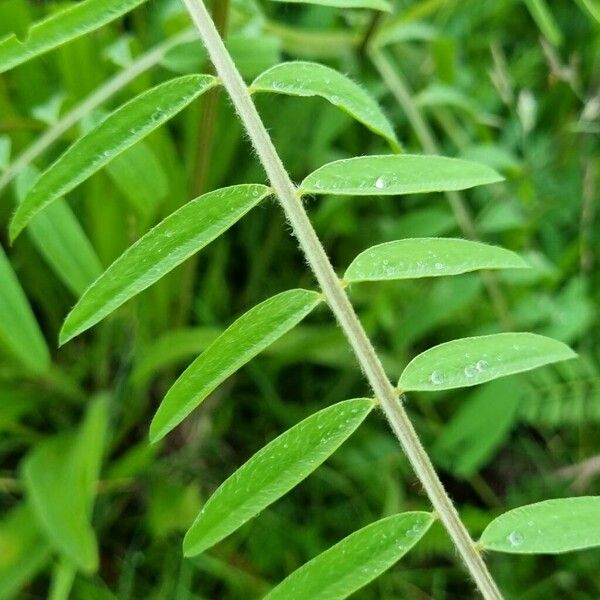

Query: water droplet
[[430, 371, 444, 385], [434, 262, 444, 270], [464, 365, 477, 378], [375, 176, 386, 189], [508, 531, 524, 547], [476, 360, 488, 372]]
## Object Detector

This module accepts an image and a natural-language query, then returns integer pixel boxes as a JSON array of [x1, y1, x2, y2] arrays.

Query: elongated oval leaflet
[[300, 155, 503, 196], [15, 167, 103, 297], [0, 245, 49, 374], [60, 185, 270, 345], [264, 512, 434, 600], [480, 497, 600, 554], [251, 62, 399, 151], [150, 289, 323, 442], [269, 0, 392, 10], [10, 74, 218, 240], [0, 0, 148, 74], [184, 398, 375, 557], [398, 332, 576, 392], [344, 238, 528, 282]]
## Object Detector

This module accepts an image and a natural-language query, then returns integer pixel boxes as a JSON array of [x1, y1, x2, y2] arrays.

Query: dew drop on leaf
[[430, 371, 444, 385], [375, 176, 386, 189]]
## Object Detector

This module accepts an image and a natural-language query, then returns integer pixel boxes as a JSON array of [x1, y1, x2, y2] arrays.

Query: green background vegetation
[[0, 0, 598, 598]]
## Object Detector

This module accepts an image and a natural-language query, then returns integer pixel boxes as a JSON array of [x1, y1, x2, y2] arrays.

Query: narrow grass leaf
[[22, 396, 109, 573], [269, 0, 391, 10], [15, 167, 103, 296], [60, 185, 270, 344], [10, 75, 218, 240], [480, 497, 600, 554], [0, 245, 49, 373], [252, 62, 399, 150], [345, 238, 528, 282], [0, 0, 148, 74], [399, 333, 576, 392], [300, 155, 503, 196], [184, 398, 375, 556], [264, 512, 434, 600], [150, 289, 323, 443]]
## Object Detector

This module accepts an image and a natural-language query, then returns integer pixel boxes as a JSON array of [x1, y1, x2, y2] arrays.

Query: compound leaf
[[60, 185, 269, 344], [480, 497, 600, 554], [300, 155, 502, 196], [184, 398, 375, 556], [264, 512, 434, 600], [10, 74, 218, 240], [150, 289, 323, 442], [345, 238, 528, 282], [0, 0, 148, 74], [252, 61, 399, 150], [399, 333, 576, 392]]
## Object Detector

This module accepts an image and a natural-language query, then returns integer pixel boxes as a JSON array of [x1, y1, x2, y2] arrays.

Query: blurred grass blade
[[0, 245, 49, 373], [399, 333, 576, 392], [22, 396, 109, 573], [184, 398, 375, 556], [480, 497, 600, 554], [251, 61, 399, 150], [15, 166, 103, 297], [0, 0, 148, 74], [524, 0, 563, 46], [10, 74, 218, 240], [264, 512, 434, 600], [300, 155, 502, 196], [60, 184, 270, 345], [0, 504, 52, 600], [344, 238, 528, 282], [574, 0, 600, 24], [270, 0, 391, 9], [150, 289, 323, 442]]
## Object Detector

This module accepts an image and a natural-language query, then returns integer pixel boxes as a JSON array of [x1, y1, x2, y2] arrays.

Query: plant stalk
[[181, 1, 504, 598]]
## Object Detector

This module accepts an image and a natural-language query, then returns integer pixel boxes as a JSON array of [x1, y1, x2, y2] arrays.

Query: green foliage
[[0, 0, 148, 73], [344, 238, 528, 282], [251, 61, 399, 150], [481, 497, 600, 554], [300, 155, 503, 196], [0, 0, 597, 597], [61, 184, 270, 344], [185, 398, 374, 556], [150, 289, 323, 442], [264, 513, 434, 599], [10, 75, 218, 240], [399, 333, 577, 391]]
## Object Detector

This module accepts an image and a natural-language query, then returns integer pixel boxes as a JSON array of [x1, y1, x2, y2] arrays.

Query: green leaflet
[[265, 512, 434, 600], [480, 497, 600, 554], [0, 504, 52, 600], [184, 398, 375, 556], [10, 74, 218, 240], [15, 167, 103, 297], [269, 0, 391, 10], [0, 0, 148, 74], [150, 289, 323, 442], [0, 245, 49, 374], [300, 155, 502, 196], [22, 396, 109, 573], [398, 333, 577, 392], [344, 238, 528, 282], [251, 61, 399, 151], [60, 185, 270, 345]]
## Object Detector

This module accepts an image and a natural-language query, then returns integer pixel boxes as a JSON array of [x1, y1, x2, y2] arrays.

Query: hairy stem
[[181, 1, 504, 598]]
